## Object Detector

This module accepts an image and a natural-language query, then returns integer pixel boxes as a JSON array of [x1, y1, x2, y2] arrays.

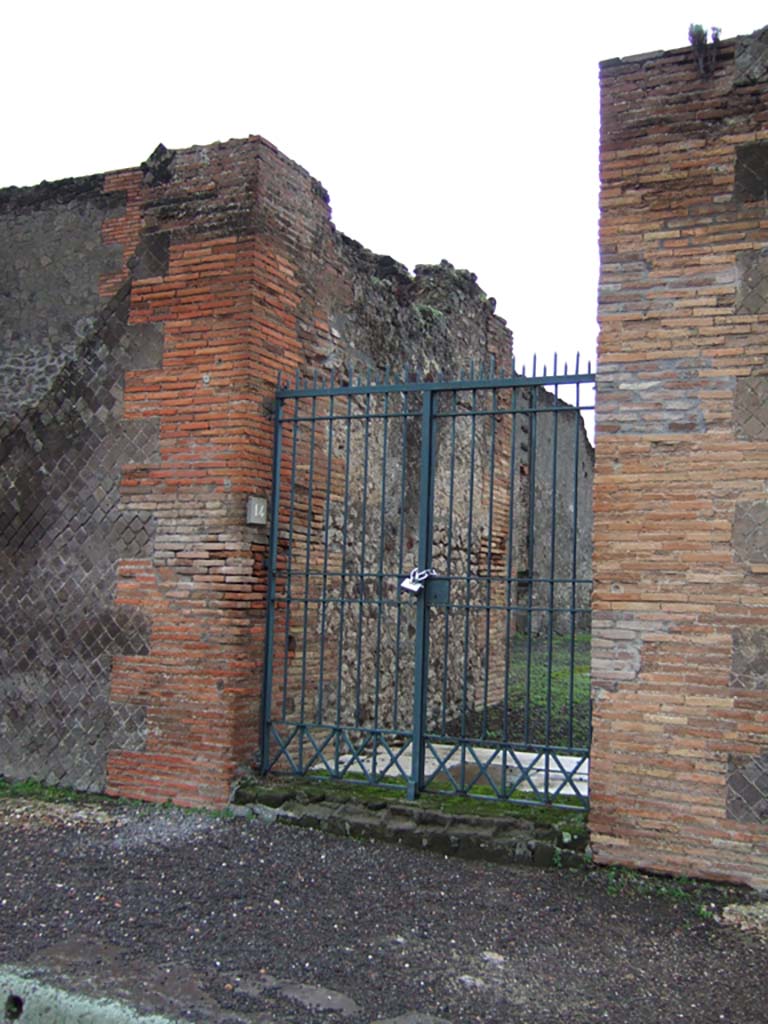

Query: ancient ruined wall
[[0, 177, 157, 791], [328, 257, 515, 733], [593, 26, 768, 887], [258, 244, 517, 744], [519, 387, 594, 637], [1, 137, 515, 804]]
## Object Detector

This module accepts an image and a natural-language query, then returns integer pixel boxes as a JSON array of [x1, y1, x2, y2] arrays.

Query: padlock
[[400, 575, 424, 594], [400, 567, 436, 596]]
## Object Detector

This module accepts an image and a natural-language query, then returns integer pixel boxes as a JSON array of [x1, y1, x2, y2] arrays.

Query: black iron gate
[[260, 361, 595, 808]]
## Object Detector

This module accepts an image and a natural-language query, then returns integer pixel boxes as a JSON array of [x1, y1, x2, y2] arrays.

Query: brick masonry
[[593, 26, 768, 887], [1, 137, 527, 807]]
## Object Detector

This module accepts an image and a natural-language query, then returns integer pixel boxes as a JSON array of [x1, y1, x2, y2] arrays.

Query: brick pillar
[[106, 138, 326, 806], [592, 27, 768, 886]]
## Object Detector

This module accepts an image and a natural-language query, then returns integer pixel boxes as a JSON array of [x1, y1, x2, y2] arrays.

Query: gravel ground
[[1, 797, 767, 1024]]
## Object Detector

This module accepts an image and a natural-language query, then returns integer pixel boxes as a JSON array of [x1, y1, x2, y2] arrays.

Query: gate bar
[[260, 394, 285, 774], [275, 368, 595, 401], [408, 388, 435, 800]]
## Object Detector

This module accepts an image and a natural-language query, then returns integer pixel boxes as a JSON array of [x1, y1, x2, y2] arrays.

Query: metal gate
[[260, 360, 595, 809]]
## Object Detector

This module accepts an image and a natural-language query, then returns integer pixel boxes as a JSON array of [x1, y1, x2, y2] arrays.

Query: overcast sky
[[4, 1, 767, 374]]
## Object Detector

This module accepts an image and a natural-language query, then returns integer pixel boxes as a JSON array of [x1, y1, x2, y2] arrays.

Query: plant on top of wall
[[688, 23, 721, 77]]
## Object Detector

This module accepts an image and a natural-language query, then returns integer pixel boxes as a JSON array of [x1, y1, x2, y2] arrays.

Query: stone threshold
[[230, 781, 590, 869]]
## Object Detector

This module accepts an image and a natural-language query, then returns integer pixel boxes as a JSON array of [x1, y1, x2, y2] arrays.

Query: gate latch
[[400, 567, 437, 595]]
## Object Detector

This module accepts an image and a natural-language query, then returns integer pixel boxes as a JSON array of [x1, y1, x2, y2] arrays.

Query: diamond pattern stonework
[[727, 752, 768, 824]]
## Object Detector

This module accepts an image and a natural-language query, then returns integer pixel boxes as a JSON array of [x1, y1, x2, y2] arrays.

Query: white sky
[[3, 1, 767, 374]]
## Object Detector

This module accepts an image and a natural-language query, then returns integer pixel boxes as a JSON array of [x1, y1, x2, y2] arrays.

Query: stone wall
[[520, 387, 594, 637], [0, 177, 157, 791], [593, 26, 768, 888], [262, 254, 517, 744], [1, 137, 536, 804], [1, 133, 594, 806]]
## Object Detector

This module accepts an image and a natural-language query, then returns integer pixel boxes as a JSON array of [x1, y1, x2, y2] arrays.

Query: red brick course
[[94, 135, 514, 808], [104, 139, 323, 806], [594, 29, 768, 887]]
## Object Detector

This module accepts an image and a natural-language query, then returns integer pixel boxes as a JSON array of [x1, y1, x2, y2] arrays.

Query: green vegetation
[[688, 23, 720, 76], [0, 777, 233, 819], [0, 776, 106, 805], [602, 863, 740, 921], [507, 631, 591, 747], [413, 303, 445, 329], [243, 770, 588, 836], [1, 771, 587, 843], [466, 632, 591, 748]]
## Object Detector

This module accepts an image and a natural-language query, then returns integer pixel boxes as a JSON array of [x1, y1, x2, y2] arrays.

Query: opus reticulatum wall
[[9, 20, 766, 891], [1, 137, 524, 806]]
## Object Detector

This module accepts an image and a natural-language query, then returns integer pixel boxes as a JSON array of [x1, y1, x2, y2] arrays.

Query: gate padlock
[[400, 567, 437, 595], [400, 575, 424, 594]]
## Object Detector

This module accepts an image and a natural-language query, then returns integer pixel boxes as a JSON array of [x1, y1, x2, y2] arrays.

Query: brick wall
[[593, 26, 768, 887], [1, 136, 520, 806]]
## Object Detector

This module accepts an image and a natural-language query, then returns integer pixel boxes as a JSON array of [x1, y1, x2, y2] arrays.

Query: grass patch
[[600, 863, 748, 920], [0, 776, 108, 805], [501, 632, 591, 747], [507, 631, 591, 745], [507, 631, 591, 708], [0, 776, 240, 821], [453, 632, 591, 749]]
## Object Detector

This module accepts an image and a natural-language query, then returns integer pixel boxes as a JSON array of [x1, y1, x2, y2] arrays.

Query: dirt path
[[1, 798, 766, 1023]]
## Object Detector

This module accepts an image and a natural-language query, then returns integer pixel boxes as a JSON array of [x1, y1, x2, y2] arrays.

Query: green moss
[[413, 304, 445, 329], [0, 777, 163, 815], [0, 776, 105, 805], [240, 772, 587, 837]]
